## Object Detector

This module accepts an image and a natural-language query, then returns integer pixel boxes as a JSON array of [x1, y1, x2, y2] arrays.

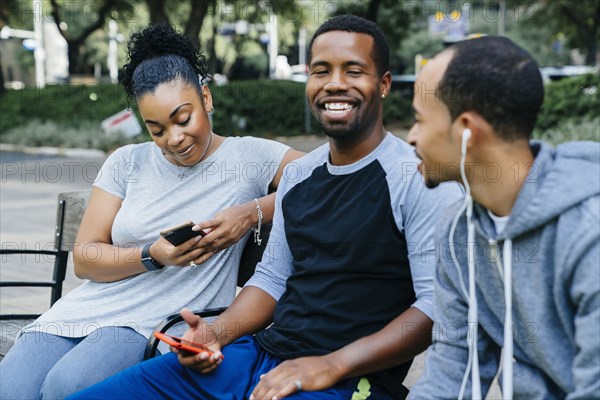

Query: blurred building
[[1, 20, 67, 88]]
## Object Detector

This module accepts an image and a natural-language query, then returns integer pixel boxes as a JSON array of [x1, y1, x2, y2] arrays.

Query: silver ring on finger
[[189, 260, 197, 267], [294, 379, 302, 391]]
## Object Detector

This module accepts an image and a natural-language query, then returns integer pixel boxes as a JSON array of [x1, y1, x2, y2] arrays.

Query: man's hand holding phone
[[174, 308, 224, 374]]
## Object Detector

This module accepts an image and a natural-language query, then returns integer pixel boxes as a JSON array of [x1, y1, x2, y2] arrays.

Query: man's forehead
[[418, 51, 453, 86], [311, 31, 373, 53]]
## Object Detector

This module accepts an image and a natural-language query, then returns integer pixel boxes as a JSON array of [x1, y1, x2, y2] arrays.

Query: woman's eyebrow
[[145, 103, 192, 124], [169, 103, 192, 119]]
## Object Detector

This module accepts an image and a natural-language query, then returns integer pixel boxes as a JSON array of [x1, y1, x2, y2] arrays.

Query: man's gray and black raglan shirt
[[246, 132, 462, 397]]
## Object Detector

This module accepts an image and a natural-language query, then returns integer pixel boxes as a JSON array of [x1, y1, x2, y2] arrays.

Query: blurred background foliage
[[0, 0, 598, 149]]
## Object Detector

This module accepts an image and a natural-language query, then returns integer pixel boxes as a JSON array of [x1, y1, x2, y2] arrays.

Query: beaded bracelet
[[253, 198, 263, 245]]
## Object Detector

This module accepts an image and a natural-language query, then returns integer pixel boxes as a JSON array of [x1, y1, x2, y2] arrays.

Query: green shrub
[[383, 92, 413, 128], [1, 120, 141, 152], [209, 80, 319, 137], [534, 117, 600, 145], [537, 73, 600, 132], [1, 80, 415, 143], [0, 84, 133, 134]]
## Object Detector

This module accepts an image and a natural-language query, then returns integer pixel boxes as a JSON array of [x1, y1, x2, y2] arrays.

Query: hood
[[476, 140, 600, 239]]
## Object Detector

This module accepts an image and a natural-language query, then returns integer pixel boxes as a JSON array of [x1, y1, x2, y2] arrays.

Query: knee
[[41, 363, 88, 400]]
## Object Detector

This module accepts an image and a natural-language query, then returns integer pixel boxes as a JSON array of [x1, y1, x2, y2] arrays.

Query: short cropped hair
[[119, 22, 208, 102], [438, 36, 544, 140], [307, 14, 390, 76]]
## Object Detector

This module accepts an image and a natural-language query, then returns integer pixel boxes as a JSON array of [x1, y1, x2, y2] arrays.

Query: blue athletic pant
[[68, 335, 394, 400], [0, 327, 148, 399]]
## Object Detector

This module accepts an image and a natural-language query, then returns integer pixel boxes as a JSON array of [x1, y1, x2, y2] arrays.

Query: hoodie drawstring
[[467, 196, 482, 399], [502, 239, 513, 399], [455, 195, 483, 400]]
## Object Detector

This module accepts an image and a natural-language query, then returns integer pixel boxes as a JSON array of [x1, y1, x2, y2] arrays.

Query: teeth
[[324, 102, 353, 111], [178, 144, 193, 154]]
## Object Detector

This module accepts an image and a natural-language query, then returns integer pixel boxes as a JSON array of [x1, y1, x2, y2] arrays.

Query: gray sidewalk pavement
[[0, 134, 500, 397]]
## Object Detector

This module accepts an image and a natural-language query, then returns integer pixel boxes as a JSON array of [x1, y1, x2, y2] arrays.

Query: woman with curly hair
[[0, 22, 302, 399]]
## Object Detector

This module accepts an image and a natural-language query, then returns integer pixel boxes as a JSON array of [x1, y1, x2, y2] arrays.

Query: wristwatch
[[141, 243, 164, 271]]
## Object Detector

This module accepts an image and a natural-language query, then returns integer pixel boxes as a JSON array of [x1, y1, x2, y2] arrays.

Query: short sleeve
[[236, 137, 290, 196], [92, 145, 135, 199]]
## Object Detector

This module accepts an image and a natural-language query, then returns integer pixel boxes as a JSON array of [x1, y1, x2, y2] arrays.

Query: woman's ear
[[201, 85, 213, 113]]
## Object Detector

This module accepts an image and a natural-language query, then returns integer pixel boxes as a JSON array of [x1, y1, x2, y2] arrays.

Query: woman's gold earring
[[382, 93, 386, 98]]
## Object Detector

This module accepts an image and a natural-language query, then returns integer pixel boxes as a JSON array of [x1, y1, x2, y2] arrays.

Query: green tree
[[49, 0, 137, 75], [508, 0, 600, 65], [144, 0, 301, 79], [329, 0, 422, 73], [145, 0, 212, 39]]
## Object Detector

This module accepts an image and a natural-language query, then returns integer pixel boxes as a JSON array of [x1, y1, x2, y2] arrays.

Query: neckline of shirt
[[325, 132, 392, 176]]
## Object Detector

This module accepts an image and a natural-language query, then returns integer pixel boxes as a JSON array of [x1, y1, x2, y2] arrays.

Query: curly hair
[[119, 22, 208, 102], [307, 15, 390, 76], [438, 36, 544, 141]]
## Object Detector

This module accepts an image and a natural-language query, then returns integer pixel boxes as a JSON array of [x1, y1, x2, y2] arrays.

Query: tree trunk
[[67, 42, 82, 76], [585, 28, 598, 65], [146, 0, 169, 25], [208, 2, 218, 76], [589, 3, 600, 65], [366, 0, 383, 21], [50, 0, 119, 76], [184, 0, 213, 39], [0, 54, 5, 96]]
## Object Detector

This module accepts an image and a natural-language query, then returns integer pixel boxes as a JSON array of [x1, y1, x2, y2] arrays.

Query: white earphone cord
[[455, 129, 482, 400], [454, 129, 514, 400]]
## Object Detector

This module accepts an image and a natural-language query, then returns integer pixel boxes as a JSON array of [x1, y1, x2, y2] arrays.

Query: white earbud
[[461, 128, 471, 157], [462, 128, 471, 142]]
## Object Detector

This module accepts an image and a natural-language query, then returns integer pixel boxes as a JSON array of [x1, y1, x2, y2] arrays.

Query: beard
[[318, 106, 360, 140], [418, 162, 440, 189], [424, 178, 440, 189], [317, 115, 361, 140]]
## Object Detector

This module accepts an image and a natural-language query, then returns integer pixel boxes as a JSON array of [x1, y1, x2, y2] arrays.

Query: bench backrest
[[0, 191, 91, 321], [55, 191, 91, 252]]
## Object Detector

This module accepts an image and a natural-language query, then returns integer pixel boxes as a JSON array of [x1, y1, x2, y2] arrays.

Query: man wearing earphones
[[407, 36, 599, 399]]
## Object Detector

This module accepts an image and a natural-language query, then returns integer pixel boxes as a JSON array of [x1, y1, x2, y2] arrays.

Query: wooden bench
[[0, 191, 90, 360]]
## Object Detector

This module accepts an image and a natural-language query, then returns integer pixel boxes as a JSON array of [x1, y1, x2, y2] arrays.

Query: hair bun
[[120, 22, 207, 100]]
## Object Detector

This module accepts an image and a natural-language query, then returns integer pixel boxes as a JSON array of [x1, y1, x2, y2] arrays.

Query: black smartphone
[[160, 222, 206, 246]]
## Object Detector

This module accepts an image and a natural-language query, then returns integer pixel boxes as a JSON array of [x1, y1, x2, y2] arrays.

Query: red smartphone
[[153, 332, 223, 359], [160, 222, 206, 246]]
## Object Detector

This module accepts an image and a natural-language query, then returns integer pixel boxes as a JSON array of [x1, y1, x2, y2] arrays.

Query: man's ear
[[452, 111, 489, 149], [380, 71, 392, 98]]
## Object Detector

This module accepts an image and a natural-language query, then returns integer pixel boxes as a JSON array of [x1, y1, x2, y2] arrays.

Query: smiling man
[[69, 15, 460, 400]]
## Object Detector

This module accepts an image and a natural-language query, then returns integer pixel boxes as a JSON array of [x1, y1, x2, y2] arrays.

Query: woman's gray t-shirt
[[25, 137, 289, 339]]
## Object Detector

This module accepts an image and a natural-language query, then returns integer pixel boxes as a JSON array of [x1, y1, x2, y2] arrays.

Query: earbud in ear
[[461, 128, 471, 157], [462, 128, 472, 142]]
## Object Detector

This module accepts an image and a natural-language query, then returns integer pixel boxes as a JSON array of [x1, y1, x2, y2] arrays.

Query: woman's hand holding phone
[[192, 201, 258, 256], [145, 222, 208, 268], [175, 308, 224, 374], [150, 199, 259, 268]]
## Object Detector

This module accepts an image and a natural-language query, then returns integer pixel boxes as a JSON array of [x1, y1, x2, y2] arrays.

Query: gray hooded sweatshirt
[[410, 141, 599, 399]]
